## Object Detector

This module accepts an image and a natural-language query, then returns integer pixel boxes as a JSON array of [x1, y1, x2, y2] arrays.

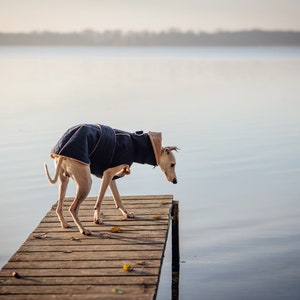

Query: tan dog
[[44, 124, 178, 235]]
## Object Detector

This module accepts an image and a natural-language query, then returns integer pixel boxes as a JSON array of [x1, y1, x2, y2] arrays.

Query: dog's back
[[51, 124, 156, 178]]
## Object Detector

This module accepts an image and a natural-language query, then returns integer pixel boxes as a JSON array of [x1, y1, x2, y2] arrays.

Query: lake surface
[[0, 46, 300, 299]]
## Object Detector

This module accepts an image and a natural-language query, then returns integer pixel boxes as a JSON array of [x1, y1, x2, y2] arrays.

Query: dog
[[44, 123, 178, 235]]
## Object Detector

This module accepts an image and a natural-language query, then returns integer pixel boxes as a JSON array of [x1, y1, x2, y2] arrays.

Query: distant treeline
[[0, 29, 300, 46]]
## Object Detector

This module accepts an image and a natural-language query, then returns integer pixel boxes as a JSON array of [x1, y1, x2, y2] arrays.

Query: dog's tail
[[44, 156, 63, 184]]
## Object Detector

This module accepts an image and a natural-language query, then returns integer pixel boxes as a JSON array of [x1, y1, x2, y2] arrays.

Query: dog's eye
[[171, 163, 175, 168]]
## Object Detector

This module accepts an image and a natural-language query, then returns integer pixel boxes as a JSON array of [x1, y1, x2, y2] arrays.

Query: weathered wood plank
[[35, 224, 169, 231], [2, 260, 161, 270], [19, 243, 164, 252], [0, 292, 157, 300], [0, 282, 157, 293], [20, 236, 166, 246], [0, 284, 156, 298], [9, 250, 163, 261], [0, 275, 158, 285], [30, 230, 168, 241], [0, 266, 160, 277], [0, 195, 174, 299], [40, 215, 170, 223]]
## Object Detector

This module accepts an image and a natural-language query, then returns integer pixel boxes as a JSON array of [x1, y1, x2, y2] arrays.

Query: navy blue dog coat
[[51, 124, 159, 178]]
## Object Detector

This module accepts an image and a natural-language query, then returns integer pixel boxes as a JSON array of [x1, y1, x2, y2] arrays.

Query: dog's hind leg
[[69, 164, 92, 235], [69, 188, 91, 235], [109, 180, 135, 219], [94, 164, 130, 224], [56, 172, 70, 229]]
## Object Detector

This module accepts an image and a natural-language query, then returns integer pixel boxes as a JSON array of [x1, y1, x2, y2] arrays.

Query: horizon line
[[1, 28, 300, 34]]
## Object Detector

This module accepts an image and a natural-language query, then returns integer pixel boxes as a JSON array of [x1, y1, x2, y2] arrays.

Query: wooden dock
[[0, 195, 178, 299]]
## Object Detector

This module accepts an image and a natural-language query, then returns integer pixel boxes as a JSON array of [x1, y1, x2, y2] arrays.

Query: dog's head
[[159, 146, 179, 184], [148, 131, 179, 184]]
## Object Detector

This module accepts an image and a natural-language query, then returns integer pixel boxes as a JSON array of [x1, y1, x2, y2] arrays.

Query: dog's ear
[[164, 146, 180, 154], [161, 147, 180, 156], [162, 147, 170, 155], [148, 131, 162, 164]]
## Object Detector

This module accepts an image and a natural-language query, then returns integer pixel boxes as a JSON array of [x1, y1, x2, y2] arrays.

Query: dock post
[[171, 200, 180, 299]]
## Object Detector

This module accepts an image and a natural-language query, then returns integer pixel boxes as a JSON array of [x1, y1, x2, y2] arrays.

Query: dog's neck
[[132, 133, 157, 166]]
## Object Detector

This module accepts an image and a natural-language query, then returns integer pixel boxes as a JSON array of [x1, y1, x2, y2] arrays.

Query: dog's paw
[[60, 221, 70, 229], [126, 212, 135, 219], [81, 228, 92, 236], [94, 217, 104, 225]]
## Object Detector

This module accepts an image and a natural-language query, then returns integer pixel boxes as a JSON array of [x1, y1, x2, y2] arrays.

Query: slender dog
[[44, 123, 178, 235]]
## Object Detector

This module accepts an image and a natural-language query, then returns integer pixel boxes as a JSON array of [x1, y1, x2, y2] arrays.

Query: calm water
[[0, 46, 300, 299]]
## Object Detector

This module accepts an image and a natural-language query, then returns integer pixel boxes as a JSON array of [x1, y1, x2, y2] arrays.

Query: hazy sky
[[0, 0, 299, 32]]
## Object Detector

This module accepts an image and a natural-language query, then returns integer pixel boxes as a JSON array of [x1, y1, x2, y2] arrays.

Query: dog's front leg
[[94, 164, 130, 224], [109, 180, 135, 219]]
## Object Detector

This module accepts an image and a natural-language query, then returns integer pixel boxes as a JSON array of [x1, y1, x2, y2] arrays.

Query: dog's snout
[[172, 178, 177, 184]]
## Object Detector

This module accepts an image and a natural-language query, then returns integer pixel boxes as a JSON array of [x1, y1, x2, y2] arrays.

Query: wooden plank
[[0, 276, 158, 289], [0, 286, 157, 297], [2, 260, 162, 270], [0, 284, 157, 299], [18, 243, 164, 252], [0, 195, 174, 299], [9, 250, 163, 261], [16, 237, 166, 246], [0, 266, 160, 277]]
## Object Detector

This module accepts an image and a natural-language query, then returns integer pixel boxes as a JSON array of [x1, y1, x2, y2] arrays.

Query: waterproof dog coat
[[50, 124, 161, 179]]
